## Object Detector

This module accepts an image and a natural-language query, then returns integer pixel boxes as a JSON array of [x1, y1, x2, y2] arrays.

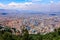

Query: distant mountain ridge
[[0, 9, 60, 17], [0, 9, 45, 16]]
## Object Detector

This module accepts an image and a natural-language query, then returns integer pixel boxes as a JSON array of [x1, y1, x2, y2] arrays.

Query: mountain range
[[0, 9, 60, 17]]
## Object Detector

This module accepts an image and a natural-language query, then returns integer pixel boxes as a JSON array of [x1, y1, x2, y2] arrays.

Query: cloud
[[0, 3, 5, 8], [8, 2, 18, 5], [0, 1, 60, 12], [7, 2, 33, 9], [50, 1, 54, 3], [6, 2, 50, 12]]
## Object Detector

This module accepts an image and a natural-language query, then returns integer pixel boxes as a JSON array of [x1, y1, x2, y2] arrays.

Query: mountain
[[0, 9, 60, 18], [0, 9, 45, 17]]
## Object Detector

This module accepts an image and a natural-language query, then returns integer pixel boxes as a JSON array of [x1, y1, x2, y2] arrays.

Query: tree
[[4, 26, 12, 33], [2, 32, 13, 40], [12, 28, 16, 33], [22, 28, 29, 40]]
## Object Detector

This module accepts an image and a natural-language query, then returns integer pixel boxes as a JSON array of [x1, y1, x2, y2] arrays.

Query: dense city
[[0, 14, 60, 35]]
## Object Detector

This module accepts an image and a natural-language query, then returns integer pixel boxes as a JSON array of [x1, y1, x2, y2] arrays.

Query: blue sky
[[0, 0, 60, 4], [0, 0, 28, 4]]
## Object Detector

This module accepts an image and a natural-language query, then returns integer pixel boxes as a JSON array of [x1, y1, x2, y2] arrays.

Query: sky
[[0, 0, 60, 12], [0, 0, 60, 4]]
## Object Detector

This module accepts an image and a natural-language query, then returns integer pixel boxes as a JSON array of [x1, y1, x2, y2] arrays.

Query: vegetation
[[0, 25, 60, 40]]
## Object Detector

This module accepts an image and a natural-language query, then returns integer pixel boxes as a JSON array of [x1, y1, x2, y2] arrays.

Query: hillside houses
[[0, 16, 60, 34]]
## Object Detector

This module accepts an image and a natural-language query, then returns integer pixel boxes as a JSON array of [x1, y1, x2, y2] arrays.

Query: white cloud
[[0, 2, 60, 12], [7, 2, 33, 9], [8, 2, 18, 5], [0, 3, 5, 8], [50, 1, 54, 3]]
